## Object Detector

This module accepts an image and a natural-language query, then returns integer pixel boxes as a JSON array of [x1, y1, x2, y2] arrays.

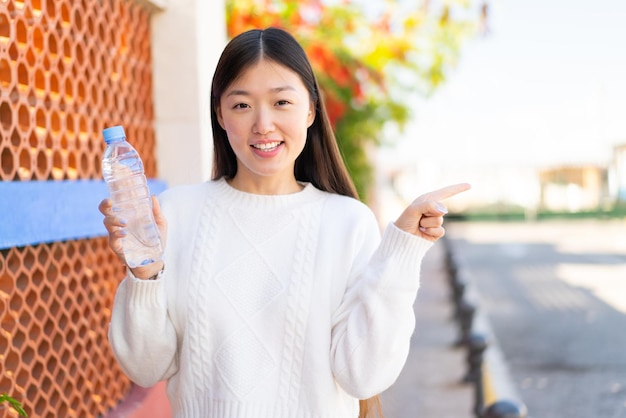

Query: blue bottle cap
[[103, 125, 126, 144]]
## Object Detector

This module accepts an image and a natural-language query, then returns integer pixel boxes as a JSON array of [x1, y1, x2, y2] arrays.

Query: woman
[[100, 27, 469, 418]]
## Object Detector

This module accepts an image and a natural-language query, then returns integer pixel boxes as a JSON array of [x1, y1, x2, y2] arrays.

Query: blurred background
[[227, 0, 626, 222], [376, 0, 626, 221]]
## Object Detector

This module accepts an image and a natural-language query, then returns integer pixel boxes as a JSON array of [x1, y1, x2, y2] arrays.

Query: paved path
[[446, 219, 626, 418], [381, 241, 474, 418]]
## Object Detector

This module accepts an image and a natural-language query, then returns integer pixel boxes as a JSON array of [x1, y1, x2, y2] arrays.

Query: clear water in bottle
[[102, 125, 163, 268]]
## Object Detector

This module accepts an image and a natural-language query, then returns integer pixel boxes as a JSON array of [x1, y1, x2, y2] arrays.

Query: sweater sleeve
[[330, 222, 433, 399], [108, 269, 178, 387]]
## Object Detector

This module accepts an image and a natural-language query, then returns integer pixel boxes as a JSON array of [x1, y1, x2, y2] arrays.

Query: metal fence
[[1, 0, 158, 416]]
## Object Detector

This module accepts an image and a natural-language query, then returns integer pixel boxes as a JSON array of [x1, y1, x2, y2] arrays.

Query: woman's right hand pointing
[[394, 183, 471, 242]]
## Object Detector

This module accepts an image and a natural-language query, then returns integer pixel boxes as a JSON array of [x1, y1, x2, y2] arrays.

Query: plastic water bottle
[[102, 125, 163, 268]]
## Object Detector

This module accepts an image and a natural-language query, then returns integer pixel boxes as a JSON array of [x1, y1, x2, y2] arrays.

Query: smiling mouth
[[251, 141, 283, 152]]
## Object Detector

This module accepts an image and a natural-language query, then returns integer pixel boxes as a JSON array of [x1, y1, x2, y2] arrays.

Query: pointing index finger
[[423, 183, 471, 201]]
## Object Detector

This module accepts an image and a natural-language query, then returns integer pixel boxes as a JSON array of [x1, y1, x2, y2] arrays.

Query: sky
[[378, 0, 626, 207]]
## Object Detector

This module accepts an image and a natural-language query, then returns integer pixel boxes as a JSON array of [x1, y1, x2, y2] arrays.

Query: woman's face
[[217, 59, 315, 192]]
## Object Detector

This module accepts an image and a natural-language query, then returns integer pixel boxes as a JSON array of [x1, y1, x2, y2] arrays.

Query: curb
[[474, 302, 522, 405], [444, 237, 527, 416]]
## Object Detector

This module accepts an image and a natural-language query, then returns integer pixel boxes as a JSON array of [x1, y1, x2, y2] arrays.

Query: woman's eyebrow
[[226, 86, 296, 97], [226, 89, 249, 97]]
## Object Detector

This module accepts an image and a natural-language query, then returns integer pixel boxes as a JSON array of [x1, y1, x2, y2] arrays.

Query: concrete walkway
[[381, 240, 475, 418]]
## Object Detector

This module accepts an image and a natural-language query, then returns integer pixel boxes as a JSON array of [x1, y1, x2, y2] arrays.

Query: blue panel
[[0, 179, 168, 249]]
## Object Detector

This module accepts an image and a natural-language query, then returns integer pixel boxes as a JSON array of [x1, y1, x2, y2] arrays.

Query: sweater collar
[[213, 177, 322, 209]]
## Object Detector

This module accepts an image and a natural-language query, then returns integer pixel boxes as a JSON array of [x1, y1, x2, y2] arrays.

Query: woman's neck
[[226, 175, 304, 195]]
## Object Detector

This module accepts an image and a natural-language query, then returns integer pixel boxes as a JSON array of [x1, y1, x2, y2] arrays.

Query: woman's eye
[[233, 103, 250, 109], [276, 100, 290, 106]]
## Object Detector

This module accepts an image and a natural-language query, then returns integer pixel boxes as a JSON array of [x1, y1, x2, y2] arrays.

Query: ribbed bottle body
[[102, 127, 162, 268]]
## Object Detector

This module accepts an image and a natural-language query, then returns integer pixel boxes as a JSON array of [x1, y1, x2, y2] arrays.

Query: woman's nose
[[252, 107, 275, 135]]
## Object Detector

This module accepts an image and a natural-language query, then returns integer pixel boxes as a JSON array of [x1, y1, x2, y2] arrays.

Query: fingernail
[[419, 226, 427, 233], [119, 228, 127, 236], [119, 218, 127, 225], [437, 204, 448, 214]]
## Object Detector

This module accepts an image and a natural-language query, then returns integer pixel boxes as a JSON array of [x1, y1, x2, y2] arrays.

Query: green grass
[[448, 205, 626, 222]]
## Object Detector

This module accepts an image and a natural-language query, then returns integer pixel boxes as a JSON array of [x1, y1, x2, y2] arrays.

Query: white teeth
[[252, 142, 281, 150]]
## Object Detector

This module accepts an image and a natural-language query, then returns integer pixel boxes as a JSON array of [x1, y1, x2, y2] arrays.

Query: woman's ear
[[216, 106, 226, 130], [307, 103, 316, 127]]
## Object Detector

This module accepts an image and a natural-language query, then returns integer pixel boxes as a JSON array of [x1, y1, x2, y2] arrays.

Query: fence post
[[462, 332, 488, 417], [482, 400, 528, 418], [452, 276, 467, 317], [455, 298, 477, 346]]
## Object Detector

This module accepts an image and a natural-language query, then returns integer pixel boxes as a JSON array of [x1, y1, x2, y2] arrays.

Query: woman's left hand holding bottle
[[99, 195, 168, 279]]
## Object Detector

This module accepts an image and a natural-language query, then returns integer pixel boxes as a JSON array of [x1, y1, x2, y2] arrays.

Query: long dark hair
[[210, 27, 358, 200]]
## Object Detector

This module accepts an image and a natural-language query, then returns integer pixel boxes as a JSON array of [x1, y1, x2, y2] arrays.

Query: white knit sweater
[[108, 178, 433, 418]]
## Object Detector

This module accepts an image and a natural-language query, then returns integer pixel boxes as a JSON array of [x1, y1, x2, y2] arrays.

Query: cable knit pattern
[[192, 194, 222, 393], [278, 199, 322, 405], [108, 178, 434, 418], [213, 205, 291, 398]]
